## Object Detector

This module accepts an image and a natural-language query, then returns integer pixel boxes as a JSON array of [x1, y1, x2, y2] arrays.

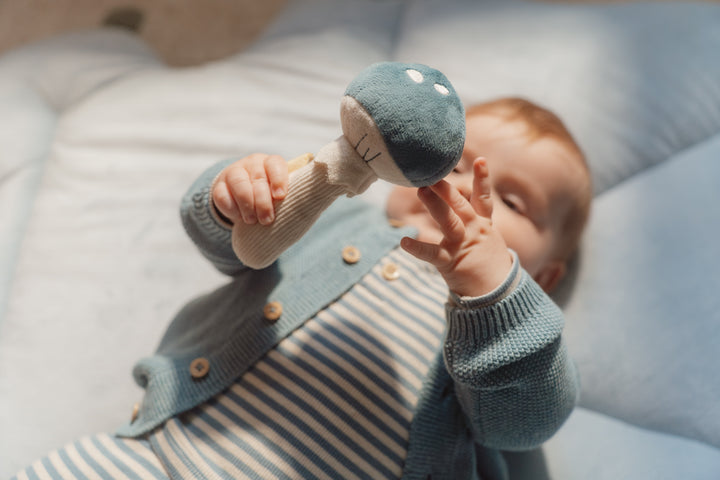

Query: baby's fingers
[[430, 180, 479, 227], [212, 178, 241, 223], [244, 157, 277, 225], [264, 154, 288, 200], [400, 237, 450, 267], [213, 154, 289, 226], [471, 157, 493, 220], [418, 186, 465, 244], [224, 165, 257, 224]]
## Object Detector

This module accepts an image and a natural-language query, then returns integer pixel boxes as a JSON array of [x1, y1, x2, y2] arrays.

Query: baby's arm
[[402, 158, 579, 450], [444, 268, 579, 450]]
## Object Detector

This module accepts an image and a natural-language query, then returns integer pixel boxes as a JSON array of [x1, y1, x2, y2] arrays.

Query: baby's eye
[[452, 161, 472, 174], [502, 197, 522, 213]]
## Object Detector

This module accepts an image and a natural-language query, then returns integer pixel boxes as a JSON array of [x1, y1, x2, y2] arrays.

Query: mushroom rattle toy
[[232, 62, 466, 269]]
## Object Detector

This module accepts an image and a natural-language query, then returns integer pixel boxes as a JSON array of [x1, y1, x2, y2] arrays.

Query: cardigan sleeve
[[180, 158, 247, 276], [443, 254, 580, 451]]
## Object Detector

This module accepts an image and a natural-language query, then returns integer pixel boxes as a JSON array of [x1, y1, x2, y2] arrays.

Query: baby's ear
[[534, 260, 566, 293]]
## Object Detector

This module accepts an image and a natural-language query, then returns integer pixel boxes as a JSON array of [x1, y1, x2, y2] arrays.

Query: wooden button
[[342, 245, 361, 264], [382, 262, 400, 281], [130, 403, 140, 424], [263, 301, 283, 321], [189, 357, 210, 379], [388, 218, 405, 228]]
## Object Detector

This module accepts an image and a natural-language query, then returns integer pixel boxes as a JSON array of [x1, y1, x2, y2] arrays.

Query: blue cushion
[[560, 134, 720, 448], [506, 407, 720, 480], [396, 0, 720, 193]]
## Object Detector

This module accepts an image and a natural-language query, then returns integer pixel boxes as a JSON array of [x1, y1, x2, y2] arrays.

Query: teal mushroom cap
[[343, 62, 466, 187]]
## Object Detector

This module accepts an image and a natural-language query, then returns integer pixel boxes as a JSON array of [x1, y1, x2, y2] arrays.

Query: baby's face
[[386, 113, 587, 281]]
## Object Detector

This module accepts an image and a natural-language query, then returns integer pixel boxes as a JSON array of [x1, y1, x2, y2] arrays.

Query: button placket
[[189, 357, 210, 379], [342, 245, 361, 264], [264, 301, 283, 321], [382, 262, 400, 281]]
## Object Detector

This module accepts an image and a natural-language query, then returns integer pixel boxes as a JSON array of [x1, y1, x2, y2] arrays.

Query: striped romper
[[15, 248, 449, 480]]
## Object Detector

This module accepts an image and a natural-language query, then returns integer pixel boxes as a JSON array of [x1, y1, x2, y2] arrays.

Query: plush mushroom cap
[[341, 62, 465, 187]]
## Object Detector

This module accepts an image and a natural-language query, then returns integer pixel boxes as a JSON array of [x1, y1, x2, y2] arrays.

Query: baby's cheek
[[510, 232, 555, 278], [385, 186, 417, 219], [491, 211, 535, 269]]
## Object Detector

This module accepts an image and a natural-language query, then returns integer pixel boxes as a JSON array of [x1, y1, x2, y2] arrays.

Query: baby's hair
[[466, 97, 584, 159], [467, 97, 592, 261]]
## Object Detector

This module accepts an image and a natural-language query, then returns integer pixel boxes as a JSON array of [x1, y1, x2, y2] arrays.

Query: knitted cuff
[[179, 158, 237, 256], [445, 254, 563, 346]]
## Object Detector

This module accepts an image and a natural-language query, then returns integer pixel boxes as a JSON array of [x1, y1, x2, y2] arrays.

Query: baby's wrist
[[449, 250, 520, 309]]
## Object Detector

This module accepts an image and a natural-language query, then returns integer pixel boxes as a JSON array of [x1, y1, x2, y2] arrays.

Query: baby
[[15, 98, 591, 480], [215, 97, 590, 294]]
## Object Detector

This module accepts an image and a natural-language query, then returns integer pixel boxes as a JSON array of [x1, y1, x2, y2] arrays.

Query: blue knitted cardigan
[[117, 160, 579, 479]]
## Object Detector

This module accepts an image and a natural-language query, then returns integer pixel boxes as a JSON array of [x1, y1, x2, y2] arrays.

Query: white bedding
[[1, 0, 720, 477]]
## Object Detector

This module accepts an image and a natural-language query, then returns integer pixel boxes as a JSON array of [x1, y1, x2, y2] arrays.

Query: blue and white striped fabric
[[150, 249, 447, 480], [15, 249, 448, 479], [14, 434, 167, 480]]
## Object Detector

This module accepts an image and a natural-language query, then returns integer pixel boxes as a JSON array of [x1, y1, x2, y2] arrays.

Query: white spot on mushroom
[[434, 83, 450, 95], [406, 69, 424, 83]]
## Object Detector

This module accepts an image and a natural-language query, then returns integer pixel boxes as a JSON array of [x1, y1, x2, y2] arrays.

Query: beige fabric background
[[1, 0, 715, 65], [0, 0, 287, 66]]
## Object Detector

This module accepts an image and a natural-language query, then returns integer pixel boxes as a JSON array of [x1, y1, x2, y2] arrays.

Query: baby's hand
[[212, 154, 289, 225], [401, 158, 513, 297]]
